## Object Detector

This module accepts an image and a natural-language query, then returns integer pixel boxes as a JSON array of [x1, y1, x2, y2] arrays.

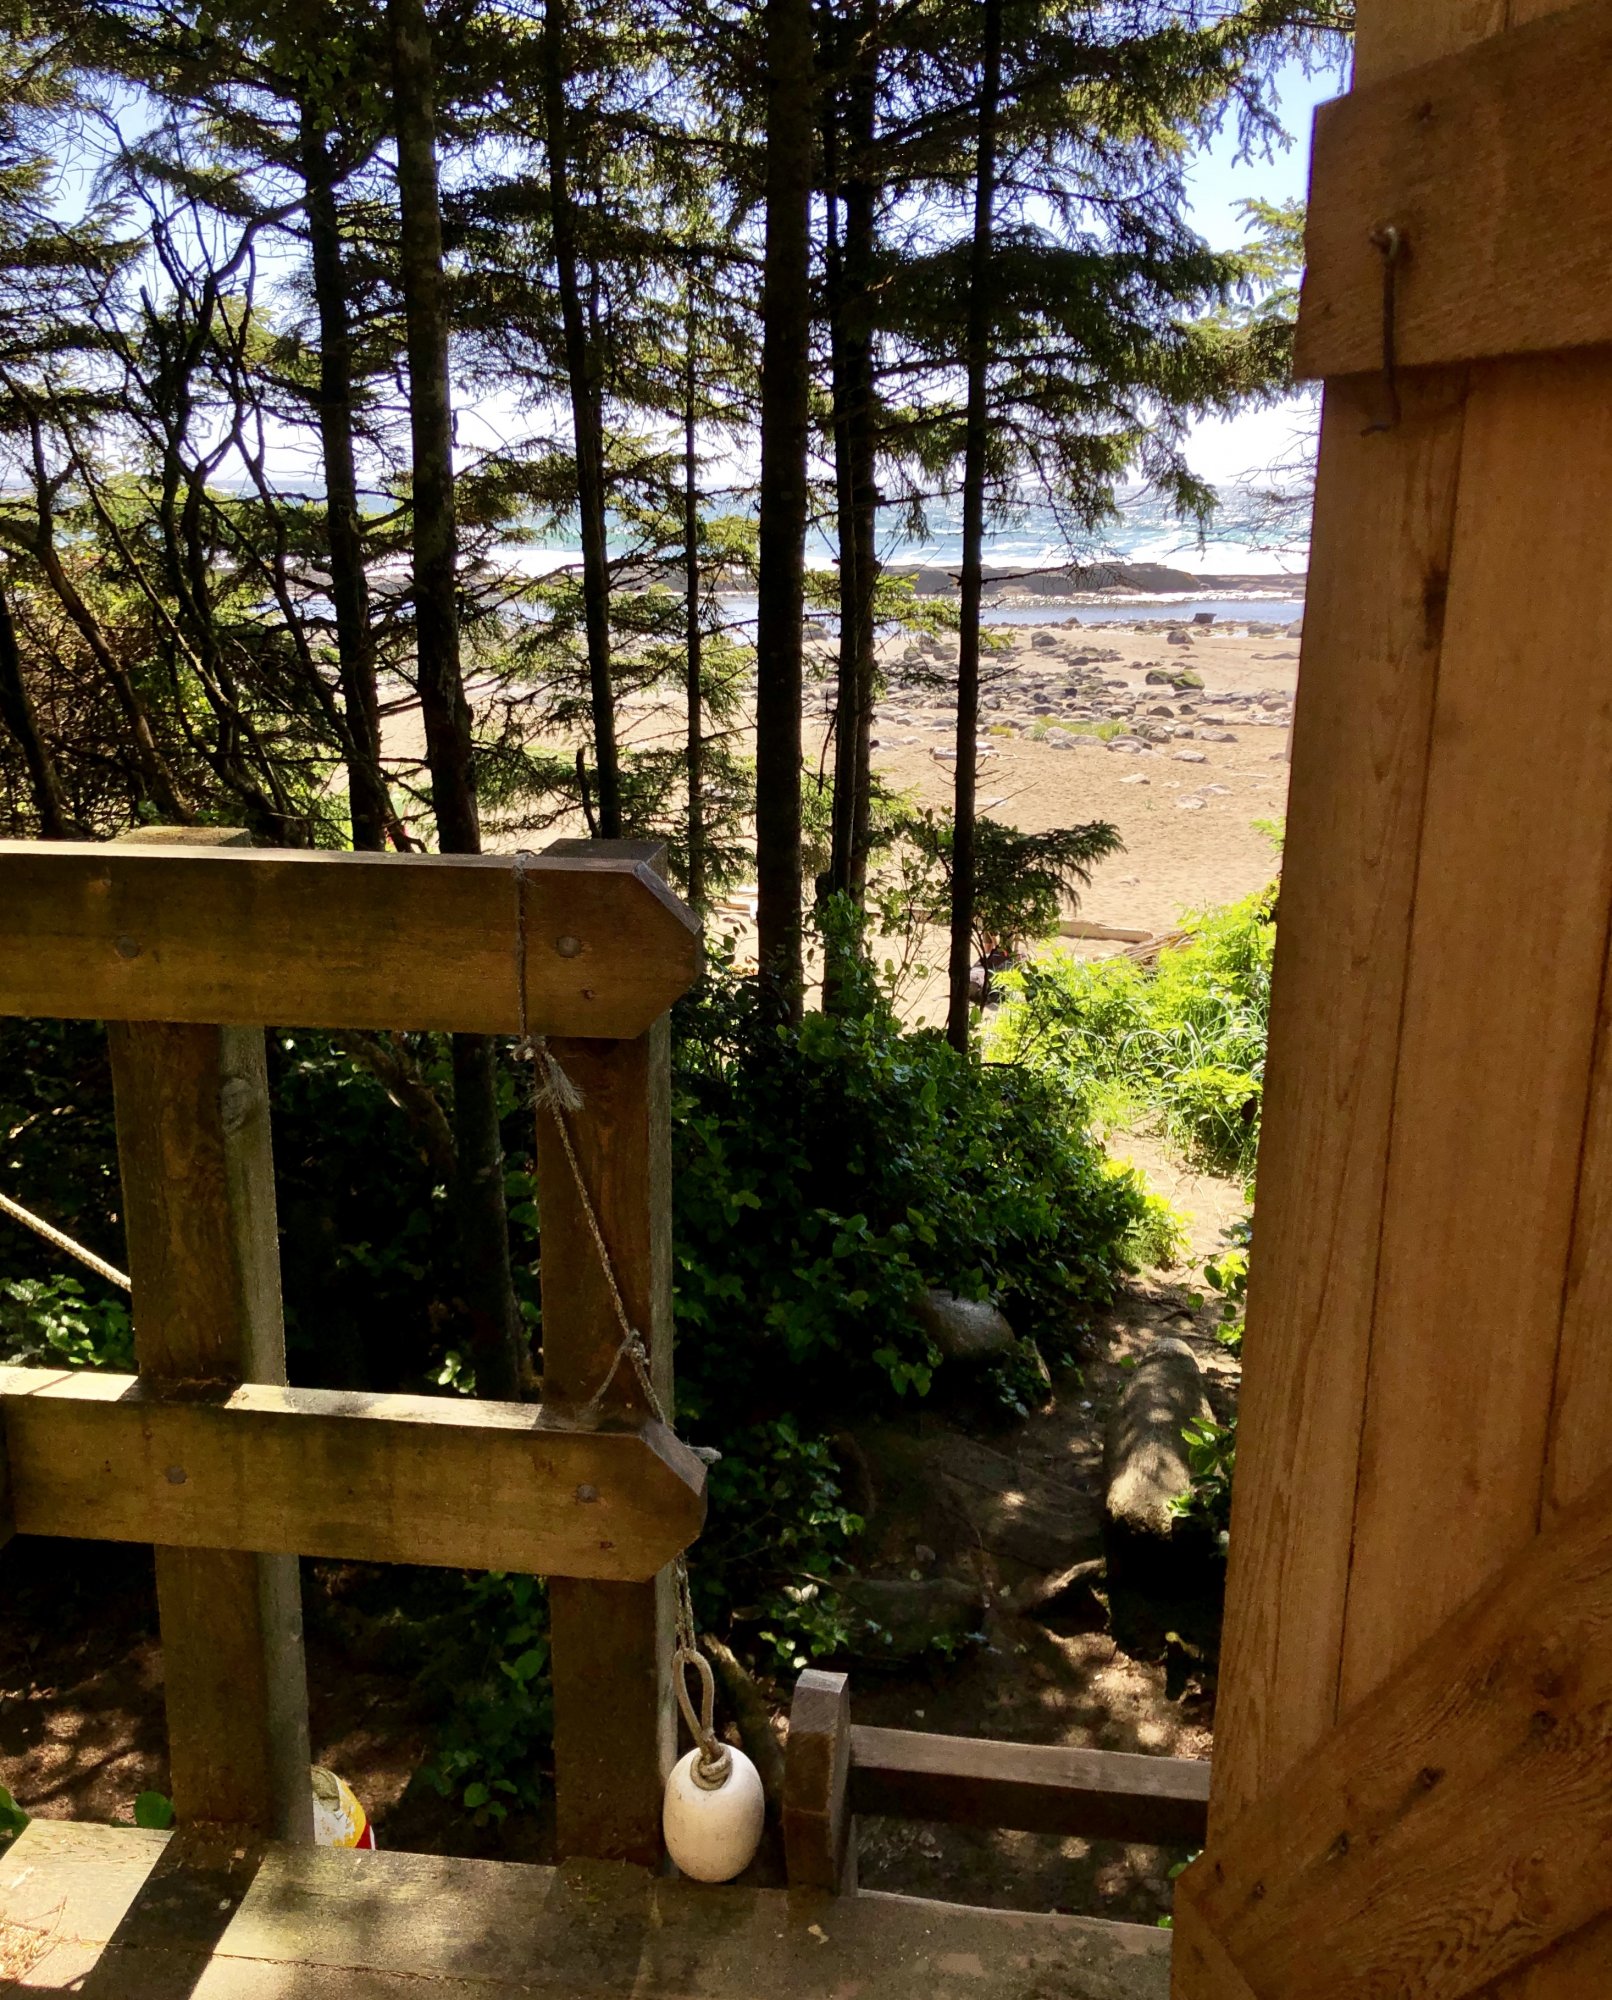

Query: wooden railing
[[782, 1669, 1211, 1893], [0, 825, 1210, 1896], [0, 829, 703, 1860]]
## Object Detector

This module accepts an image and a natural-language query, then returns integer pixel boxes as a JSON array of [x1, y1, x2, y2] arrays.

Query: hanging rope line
[[511, 851, 729, 1785], [0, 1188, 131, 1293]]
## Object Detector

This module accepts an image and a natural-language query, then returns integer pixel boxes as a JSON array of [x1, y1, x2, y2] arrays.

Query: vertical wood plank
[[1204, 368, 1466, 1836], [109, 830, 312, 1841], [782, 1669, 855, 1893], [537, 858, 678, 1864], [1479, 5, 1612, 1995], [1339, 352, 1612, 1705]]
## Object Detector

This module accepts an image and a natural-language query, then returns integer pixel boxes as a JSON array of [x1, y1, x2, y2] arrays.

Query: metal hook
[[1362, 224, 1406, 436]]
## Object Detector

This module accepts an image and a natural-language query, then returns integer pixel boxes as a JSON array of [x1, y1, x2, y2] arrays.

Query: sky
[[1179, 52, 1348, 486]]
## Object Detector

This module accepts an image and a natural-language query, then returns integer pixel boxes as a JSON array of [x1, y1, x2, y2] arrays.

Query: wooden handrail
[[4, 831, 695, 1858], [849, 1725, 1211, 1847], [0, 840, 701, 1038], [0, 1366, 706, 1583], [783, 1670, 1210, 1895]]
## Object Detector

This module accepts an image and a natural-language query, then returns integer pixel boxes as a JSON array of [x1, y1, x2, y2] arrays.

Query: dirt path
[[838, 1138, 1243, 1923]]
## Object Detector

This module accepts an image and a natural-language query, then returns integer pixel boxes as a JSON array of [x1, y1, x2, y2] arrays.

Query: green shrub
[[672, 944, 1155, 1432], [994, 882, 1275, 1176], [1173, 1209, 1252, 1551], [418, 1572, 553, 1825], [692, 1419, 863, 1673], [0, 1275, 132, 1370]]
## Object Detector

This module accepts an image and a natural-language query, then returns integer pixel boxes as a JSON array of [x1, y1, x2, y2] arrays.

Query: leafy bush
[[691, 1419, 863, 1674], [672, 944, 1158, 1434], [994, 882, 1276, 1176], [418, 1572, 553, 1825], [0, 1275, 132, 1370]]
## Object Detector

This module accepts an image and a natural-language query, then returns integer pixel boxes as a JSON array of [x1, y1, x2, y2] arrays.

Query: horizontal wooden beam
[[1295, 0, 1612, 379], [1177, 1454, 1612, 1998], [848, 1725, 1210, 1847], [0, 1365, 706, 1583], [0, 842, 701, 1037]]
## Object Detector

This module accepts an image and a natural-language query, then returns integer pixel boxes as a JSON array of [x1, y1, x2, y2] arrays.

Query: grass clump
[[993, 881, 1276, 1177]]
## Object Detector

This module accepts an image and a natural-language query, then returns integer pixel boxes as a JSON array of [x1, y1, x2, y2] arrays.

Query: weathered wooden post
[[538, 837, 679, 1865], [782, 1669, 856, 1893], [108, 827, 313, 1842]]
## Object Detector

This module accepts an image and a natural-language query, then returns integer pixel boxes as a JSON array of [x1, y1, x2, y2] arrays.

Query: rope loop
[[673, 1645, 732, 1789]]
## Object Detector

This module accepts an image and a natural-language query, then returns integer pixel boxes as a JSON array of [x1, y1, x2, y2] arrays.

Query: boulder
[[1166, 630, 1193, 647], [1174, 749, 1207, 764], [837, 1576, 987, 1666], [1104, 1337, 1213, 1543], [915, 1287, 1015, 1362]]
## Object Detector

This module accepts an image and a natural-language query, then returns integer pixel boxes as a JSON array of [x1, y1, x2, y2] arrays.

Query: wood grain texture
[[851, 1726, 1209, 1847], [1477, 21, 1612, 1994], [1339, 349, 1612, 1706], [1544, 987, 1612, 1522], [0, 1820, 1173, 2000], [1352, 0, 1508, 83], [0, 1367, 706, 1581], [537, 911, 679, 1864], [1166, 1897, 1258, 2000], [1297, 1, 1612, 379], [783, 1669, 855, 1892], [1203, 368, 1466, 1837], [1180, 1457, 1612, 2000], [109, 825, 312, 1842], [0, 841, 700, 1038]]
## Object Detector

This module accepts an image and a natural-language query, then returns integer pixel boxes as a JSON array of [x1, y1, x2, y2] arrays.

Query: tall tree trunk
[[390, 0, 524, 1402], [0, 576, 73, 837], [945, 0, 1001, 1053], [683, 286, 706, 912], [389, 0, 476, 854], [826, 0, 879, 928], [754, 0, 815, 1020], [543, 0, 621, 838], [298, 107, 392, 855]]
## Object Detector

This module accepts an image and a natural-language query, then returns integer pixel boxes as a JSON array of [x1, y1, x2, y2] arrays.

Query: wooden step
[[0, 1818, 1171, 1998]]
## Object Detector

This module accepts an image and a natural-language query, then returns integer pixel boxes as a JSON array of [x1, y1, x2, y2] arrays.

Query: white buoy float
[[663, 1743, 765, 1882], [663, 1636, 765, 1883]]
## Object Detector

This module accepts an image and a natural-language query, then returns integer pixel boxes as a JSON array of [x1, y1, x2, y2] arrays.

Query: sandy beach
[[388, 604, 1298, 990], [846, 613, 1295, 940]]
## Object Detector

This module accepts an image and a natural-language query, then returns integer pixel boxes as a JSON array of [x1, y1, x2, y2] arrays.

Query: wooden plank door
[[1174, 1, 1612, 1991]]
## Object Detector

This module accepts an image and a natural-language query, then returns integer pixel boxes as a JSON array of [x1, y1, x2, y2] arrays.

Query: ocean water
[[860, 483, 1310, 581], [503, 482, 1310, 616]]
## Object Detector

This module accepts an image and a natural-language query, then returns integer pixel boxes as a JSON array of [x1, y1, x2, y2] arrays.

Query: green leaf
[[134, 1791, 175, 1830]]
